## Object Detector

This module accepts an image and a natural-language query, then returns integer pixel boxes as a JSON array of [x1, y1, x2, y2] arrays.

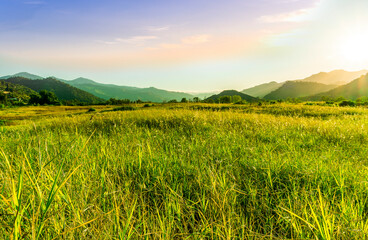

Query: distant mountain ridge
[[0, 72, 44, 80], [305, 73, 368, 100], [2, 69, 368, 103], [61, 78, 194, 102], [242, 70, 368, 99], [297, 70, 368, 85], [0, 73, 195, 102], [2, 77, 103, 103], [264, 81, 337, 100], [242, 81, 283, 98]]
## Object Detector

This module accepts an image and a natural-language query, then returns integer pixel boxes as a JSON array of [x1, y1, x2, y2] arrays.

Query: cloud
[[259, 8, 313, 23], [97, 36, 158, 45], [181, 34, 211, 45], [147, 26, 170, 32], [23, 1, 45, 5], [116, 36, 158, 43]]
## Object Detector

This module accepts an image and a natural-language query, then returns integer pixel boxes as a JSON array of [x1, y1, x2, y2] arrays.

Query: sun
[[339, 31, 368, 64]]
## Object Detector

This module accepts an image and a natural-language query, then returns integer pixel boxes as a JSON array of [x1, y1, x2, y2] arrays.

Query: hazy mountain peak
[[299, 69, 368, 85], [0, 72, 44, 80], [70, 77, 98, 85]]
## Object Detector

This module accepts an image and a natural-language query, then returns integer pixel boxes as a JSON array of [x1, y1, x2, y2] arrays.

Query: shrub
[[113, 106, 137, 111], [339, 100, 356, 107], [88, 108, 96, 112], [234, 100, 247, 105]]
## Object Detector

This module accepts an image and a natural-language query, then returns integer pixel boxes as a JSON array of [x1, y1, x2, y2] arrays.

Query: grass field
[[1, 103, 368, 239]]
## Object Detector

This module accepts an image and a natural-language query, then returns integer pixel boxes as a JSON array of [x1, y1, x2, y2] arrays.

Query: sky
[[1, 0, 368, 91]]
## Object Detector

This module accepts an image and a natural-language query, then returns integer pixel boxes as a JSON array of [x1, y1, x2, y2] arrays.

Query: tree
[[29, 94, 41, 105], [219, 95, 231, 103], [232, 95, 242, 103], [181, 98, 188, 103], [39, 90, 59, 105], [193, 97, 200, 103]]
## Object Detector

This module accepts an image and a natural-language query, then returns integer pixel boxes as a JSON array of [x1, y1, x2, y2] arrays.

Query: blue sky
[[1, 0, 368, 91]]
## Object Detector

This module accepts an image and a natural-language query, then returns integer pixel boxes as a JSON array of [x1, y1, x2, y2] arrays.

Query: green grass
[[1, 103, 368, 239]]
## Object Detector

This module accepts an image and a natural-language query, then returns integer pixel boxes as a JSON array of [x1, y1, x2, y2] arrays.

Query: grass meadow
[[1, 103, 368, 239]]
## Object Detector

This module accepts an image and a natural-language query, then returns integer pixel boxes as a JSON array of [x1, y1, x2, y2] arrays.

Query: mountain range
[[1, 72, 195, 102], [60, 77, 194, 102], [2, 69, 368, 103], [2, 77, 103, 103], [306, 74, 368, 101], [263, 81, 337, 100]]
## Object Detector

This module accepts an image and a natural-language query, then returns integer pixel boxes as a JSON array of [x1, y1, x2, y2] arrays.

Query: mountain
[[206, 90, 258, 102], [306, 74, 368, 101], [187, 91, 221, 99], [242, 81, 283, 98], [0, 80, 37, 101], [242, 70, 368, 99], [0, 72, 44, 80], [66, 77, 101, 85], [63, 78, 194, 102], [298, 70, 368, 85], [2, 77, 103, 103], [264, 81, 337, 100]]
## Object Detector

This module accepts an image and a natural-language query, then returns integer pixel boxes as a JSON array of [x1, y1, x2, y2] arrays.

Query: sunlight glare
[[339, 31, 368, 64]]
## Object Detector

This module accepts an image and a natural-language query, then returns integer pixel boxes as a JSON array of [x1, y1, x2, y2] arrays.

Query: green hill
[[206, 90, 258, 102], [242, 81, 283, 98], [0, 80, 37, 101], [306, 74, 368, 100], [63, 78, 194, 102], [264, 81, 337, 100], [2, 77, 104, 103]]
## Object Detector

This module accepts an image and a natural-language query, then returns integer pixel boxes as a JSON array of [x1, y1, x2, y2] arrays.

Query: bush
[[339, 100, 356, 107], [0, 104, 4, 109], [234, 100, 247, 105], [113, 106, 137, 111], [88, 108, 96, 112]]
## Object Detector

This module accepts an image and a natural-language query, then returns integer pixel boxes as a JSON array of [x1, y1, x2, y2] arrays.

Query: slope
[[0, 80, 37, 101], [64, 78, 194, 102], [242, 81, 283, 98], [206, 90, 258, 102], [306, 74, 368, 100], [0, 72, 44, 80], [3, 77, 104, 103], [298, 70, 368, 85], [242, 70, 367, 99], [264, 81, 337, 100]]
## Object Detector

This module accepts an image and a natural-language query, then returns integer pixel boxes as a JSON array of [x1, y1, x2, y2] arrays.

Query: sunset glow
[[1, 0, 368, 91]]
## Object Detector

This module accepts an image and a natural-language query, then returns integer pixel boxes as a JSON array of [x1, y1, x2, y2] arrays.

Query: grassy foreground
[[1, 103, 368, 239]]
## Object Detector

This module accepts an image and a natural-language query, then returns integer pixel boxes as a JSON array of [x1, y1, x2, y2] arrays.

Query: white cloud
[[116, 36, 158, 43], [97, 36, 158, 45], [259, 8, 313, 23], [147, 26, 170, 32], [181, 34, 211, 45]]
